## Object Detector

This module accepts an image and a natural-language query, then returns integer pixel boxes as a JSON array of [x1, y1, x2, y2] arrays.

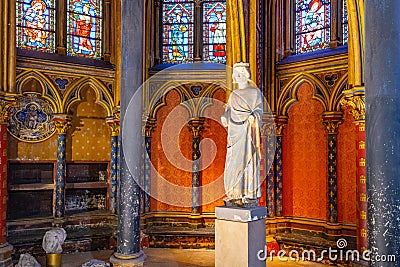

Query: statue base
[[109, 251, 146, 267], [46, 253, 61, 267], [215, 206, 266, 267]]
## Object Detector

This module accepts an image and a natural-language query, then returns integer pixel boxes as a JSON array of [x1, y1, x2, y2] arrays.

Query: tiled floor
[[36, 248, 329, 267]]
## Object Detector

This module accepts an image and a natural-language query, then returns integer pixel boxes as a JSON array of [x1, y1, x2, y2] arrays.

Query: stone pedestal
[[215, 206, 266, 267], [109, 251, 146, 267], [0, 243, 13, 267]]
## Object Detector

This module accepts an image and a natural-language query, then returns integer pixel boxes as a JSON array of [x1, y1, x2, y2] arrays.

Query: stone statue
[[16, 253, 41, 267], [221, 62, 263, 207], [42, 228, 67, 254]]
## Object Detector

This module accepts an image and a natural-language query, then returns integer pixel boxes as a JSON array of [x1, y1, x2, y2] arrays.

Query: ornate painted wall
[[282, 83, 327, 220], [337, 106, 357, 224]]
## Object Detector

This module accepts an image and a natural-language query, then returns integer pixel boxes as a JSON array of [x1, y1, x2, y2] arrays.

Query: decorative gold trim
[[322, 112, 343, 134], [188, 118, 205, 138], [53, 114, 71, 134], [340, 88, 365, 122]]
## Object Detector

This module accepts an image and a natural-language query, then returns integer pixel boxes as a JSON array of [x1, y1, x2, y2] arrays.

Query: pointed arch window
[[16, 0, 108, 61], [16, 0, 56, 52], [295, 0, 331, 54], [161, 0, 226, 64], [67, 0, 103, 59], [293, 0, 349, 55]]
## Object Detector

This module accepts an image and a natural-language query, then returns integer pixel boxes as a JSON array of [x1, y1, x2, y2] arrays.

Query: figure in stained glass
[[210, 11, 226, 58], [169, 9, 189, 62], [70, 0, 97, 55], [23, 0, 48, 48], [303, 0, 323, 50], [203, 2, 226, 63]]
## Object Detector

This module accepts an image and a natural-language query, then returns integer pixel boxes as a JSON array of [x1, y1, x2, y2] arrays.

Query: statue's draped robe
[[222, 86, 263, 200]]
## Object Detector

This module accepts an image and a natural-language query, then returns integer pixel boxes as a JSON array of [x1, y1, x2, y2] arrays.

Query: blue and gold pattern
[[192, 136, 201, 214], [144, 136, 151, 213], [110, 135, 118, 214], [56, 133, 66, 218], [275, 136, 283, 217], [188, 119, 204, 215], [323, 115, 341, 223], [266, 135, 275, 218], [327, 134, 338, 222], [8, 95, 55, 142]]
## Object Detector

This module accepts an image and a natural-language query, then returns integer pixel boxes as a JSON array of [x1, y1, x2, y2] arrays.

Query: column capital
[[188, 118, 205, 139], [0, 100, 11, 125], [322, 112, 343, 134], [144, 119, 156, 138], [106, 107, 121, 136], [261, 114, 275, 137], [53, 114, 71, 134], [275, 116, 288, 136], [340, 90, 365, 122]]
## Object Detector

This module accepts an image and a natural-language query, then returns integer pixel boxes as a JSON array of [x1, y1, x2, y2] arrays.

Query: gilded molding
[[188, 118, 205, 139], [144, 119, 156, 138], [0, 100, 12, 124], [340, 94, 365, 122], [275, 116, 288, 136], [107, 107, 121, 136], [322, 112, 343, 134], [53, 115, 71, 134]]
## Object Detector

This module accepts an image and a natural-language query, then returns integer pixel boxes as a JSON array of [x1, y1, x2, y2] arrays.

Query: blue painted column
[[323, 113, 342, 223], [110, 0, 146, 265], [188, 118, 204, 215], [365, 0, 400, 262], [262, 117, 276, 218], [144, 119, 156, 213], [107, 112, 120, 214], [266, 133, 275, 218], [274, 118, 287, 217], [53, 115, 71, 220]]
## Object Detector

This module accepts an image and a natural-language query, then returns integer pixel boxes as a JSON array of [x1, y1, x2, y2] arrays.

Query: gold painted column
[[341, 93, 367, 252], [1, 0, 16, 93], [0, 102, 13, 267], [322, 112, 343, 223], [104, 0, 112, 61]]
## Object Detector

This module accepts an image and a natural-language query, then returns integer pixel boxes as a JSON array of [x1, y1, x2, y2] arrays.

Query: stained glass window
[[16, 0, 56, 52], [203, 1, 226, 63], [342, 0, 348, 44], [162, 0, 194, 64], [295, 0, 331, 54], [67, 0, 103, 59]]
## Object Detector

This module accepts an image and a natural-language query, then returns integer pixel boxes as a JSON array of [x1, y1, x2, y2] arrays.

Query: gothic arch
[[63, 77, 114, 116], [329, 74, 349, 111], [16, 70, 62, 113], [277, 73, 329, 116], [147, 82, 193, 120]]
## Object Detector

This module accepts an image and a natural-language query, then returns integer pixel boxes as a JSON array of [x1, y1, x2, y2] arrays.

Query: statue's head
[[232, 62, 251, 84]]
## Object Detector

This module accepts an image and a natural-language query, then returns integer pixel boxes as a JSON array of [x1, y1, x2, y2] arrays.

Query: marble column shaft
[[365, 0, 400, 259], [112, 0, 144, 261]]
